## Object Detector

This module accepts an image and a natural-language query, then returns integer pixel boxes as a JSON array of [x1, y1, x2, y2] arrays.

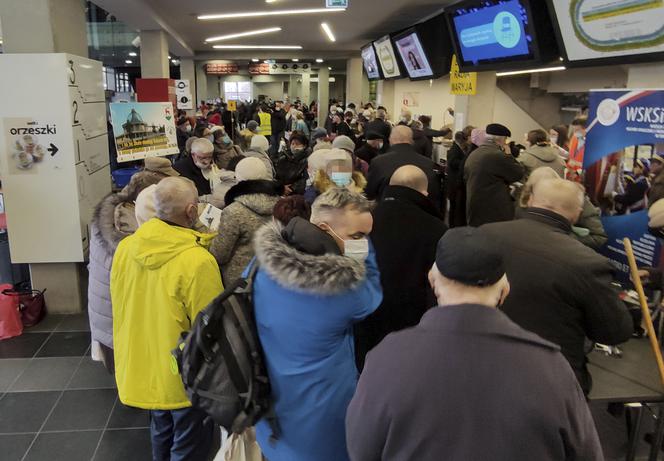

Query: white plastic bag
[[214, 427, 263, 461]]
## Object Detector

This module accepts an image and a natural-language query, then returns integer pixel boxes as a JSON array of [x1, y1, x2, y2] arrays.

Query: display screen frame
[[544, 0, 664, 68], [373, 34, 403, 80], [393, 28, 436, 81], [361, 42, 383, 81], [445, 0, 548, 72]]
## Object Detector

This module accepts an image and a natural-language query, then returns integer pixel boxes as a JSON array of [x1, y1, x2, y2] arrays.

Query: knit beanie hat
[[250, 134, 270, 153], [135, 184, 158, 225], [235, 157, 270, 182]]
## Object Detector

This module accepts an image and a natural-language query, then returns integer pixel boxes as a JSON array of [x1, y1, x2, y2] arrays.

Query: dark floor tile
[[107, 401, 149, 429], [25, 430, 101, 461], [0, 359, 31, 392], [24, 315, 65, 333], [0, 333, 49, 359], [10, 357, 80, 392], [0, 391, 60, 433], [35, 332, 90, 358], [67, 357, 116, 390], [55, 313, 90, 332], [43, 389, 116, 431], [94, 428, 152, 461], [0, 433, 36, 461]]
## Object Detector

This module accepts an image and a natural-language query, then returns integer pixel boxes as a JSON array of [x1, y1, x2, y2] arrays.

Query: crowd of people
[[88, 96, 656, 460]]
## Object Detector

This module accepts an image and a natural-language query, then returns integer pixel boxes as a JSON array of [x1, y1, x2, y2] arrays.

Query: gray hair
[[191, 138, 214, 155], [154, 177, 198, 221], [310, 188, 373, 224]]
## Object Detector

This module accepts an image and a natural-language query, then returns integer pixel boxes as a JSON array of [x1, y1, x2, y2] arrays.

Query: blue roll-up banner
[[584, 89, 664, 284]]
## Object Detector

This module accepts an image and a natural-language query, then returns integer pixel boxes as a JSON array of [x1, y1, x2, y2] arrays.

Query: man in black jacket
[[270, 101, 287, 153], [173, 138, 214, 196], [366, 126, 441, 209], [366, 108, 391, 149], [355, 165, 447, 370], [354, 131, 383, 164], [347, 227, 602, 461], [464, 123, 525, 226], [482, 177, 633, 394]]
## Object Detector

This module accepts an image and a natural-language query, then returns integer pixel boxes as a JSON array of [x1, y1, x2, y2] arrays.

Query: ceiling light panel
[[321, 22, 336, 42], [198, 8, 345, 20], [205, 27, 282, 43], [212, 45, 303, 49]]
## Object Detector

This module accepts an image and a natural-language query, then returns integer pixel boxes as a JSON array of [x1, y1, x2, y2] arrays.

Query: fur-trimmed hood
[[225, 180, 283, 215], [254, 221, 366, 295], [92, 193, 134, 254]]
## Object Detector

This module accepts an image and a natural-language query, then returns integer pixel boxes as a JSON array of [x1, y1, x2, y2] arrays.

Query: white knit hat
[[235, 157, 270, 182], [135, 184, 158, 225], [250, 134, 270, 153]]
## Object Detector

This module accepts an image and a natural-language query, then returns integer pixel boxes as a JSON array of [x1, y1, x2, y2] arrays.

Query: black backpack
[[172, 262, 278, 437]]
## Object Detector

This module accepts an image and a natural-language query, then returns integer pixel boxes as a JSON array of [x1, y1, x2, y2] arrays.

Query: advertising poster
[[583, 89, 664, 283], [549, 0, 664, 62], [110, 102, 179, 162], [374, 35, 401, 79], [3, 118, 65, 175], [449, 55, 477, 95], [394, 32, 433, 79]]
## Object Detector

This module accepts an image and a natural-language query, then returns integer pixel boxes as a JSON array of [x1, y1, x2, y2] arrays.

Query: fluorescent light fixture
[[328, 66, 332, 70], [321, 22, 336, 42], [172, 59, 179, 64], [316, 58, 324, 63], [252, 58, 259, 62], [205, 27, 282, 43], [125, 60, 133, 64], [198, 8, 345, 20], [292, 58, 299, 62], [128, 52, 137, 57], [496, 66, 566, 77], [212, 45, 302, 49]]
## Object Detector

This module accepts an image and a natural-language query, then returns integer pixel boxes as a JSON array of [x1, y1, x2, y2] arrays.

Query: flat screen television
[[445, 0, 558, 72], [361, 43, 383, 80], [373, 35, 402, 79], [546, 0, 664, 67]]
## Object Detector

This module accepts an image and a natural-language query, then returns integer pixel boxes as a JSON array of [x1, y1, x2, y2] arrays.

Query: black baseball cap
[[435, 227, 505, 287]]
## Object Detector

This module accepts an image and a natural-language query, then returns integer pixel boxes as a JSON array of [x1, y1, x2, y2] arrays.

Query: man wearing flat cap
[[354, 131, 384, 164], [464, 123, 525, 227], [346, 227, 603, 461]]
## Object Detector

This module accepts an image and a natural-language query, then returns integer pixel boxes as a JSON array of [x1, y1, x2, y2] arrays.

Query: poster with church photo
[[110, 102, 179, 162]]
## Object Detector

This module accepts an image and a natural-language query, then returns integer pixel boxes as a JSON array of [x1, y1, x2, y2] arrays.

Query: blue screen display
[[452, 0, 533, 65]]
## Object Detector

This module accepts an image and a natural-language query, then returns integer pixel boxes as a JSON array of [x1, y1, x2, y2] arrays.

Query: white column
[[140, 30, 170, 78], [627, 63, 664, 87], [196, 61, 208, 105], [317, 66, 330, 128], [345, 57, 364, 107], [377, 80, 396, 120], [301, 72, 311, 105]]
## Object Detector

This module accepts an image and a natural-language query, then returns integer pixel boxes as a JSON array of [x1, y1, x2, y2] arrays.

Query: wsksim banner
[[583, 89, 664, 284]]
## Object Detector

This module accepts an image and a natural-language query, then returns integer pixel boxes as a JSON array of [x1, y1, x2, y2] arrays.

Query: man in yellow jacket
[[111, 176, 223, 461]]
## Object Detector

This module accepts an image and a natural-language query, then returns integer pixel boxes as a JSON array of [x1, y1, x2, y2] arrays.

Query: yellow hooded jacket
[[111, 218, 223, 410]]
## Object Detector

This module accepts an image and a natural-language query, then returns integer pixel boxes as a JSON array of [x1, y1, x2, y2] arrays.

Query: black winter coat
[[366, 144, 442, 209], [173, 155, 211, 196], [366, 119, 392, 144], [271, 108, 287, 134], [355, 186, 447, 370], [348, 305, 603, 461], [412, 128, 432, 158], [354, 143, 380, 164], [482, 208, 633, 394], [464, 142, 525, 227]]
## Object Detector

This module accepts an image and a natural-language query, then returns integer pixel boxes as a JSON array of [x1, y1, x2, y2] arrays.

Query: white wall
[[493, 87, 544, 139]]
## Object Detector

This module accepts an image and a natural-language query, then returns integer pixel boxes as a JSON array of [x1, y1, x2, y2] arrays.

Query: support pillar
[[196, 61, 209, 106], [317, 66, 330, 128], [453, 71, 497, 131], [140, 30, 169, 78], [301, 72, 311, 105], [180, 58, 197, 115], [345, 57, 364, 107], [376, 80, 396, 120]]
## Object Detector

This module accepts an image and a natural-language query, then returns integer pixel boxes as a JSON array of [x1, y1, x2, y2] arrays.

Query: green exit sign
[[326, 0, 348, 8]]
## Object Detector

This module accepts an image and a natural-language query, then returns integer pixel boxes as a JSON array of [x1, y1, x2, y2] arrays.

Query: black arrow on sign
[[48, 143, 59, 157]]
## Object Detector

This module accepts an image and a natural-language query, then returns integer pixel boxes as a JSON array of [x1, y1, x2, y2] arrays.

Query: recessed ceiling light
[[172, 59, 179, 64], [128, 52, 137, 57], [321, 22, 336, 42], [316, 58, 324, 63], [252, 58, 259, 62], [496, 66, 566, 77], [205, 27, 282, 43], [198, 8, 345, 20], [125, 60, 133, 64], [212, 45, 302, 49], [292, 58, 299, 62], [328, 66, 332, 70]]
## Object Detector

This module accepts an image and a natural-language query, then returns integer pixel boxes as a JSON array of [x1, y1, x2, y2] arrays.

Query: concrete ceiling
[[92, 0, 454, 59]]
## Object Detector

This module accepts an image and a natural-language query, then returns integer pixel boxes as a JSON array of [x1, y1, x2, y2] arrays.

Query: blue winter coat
[[251, 222, 382, 461]]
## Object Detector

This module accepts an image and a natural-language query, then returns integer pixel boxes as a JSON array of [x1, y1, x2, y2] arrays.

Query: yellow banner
[[227, 100, 237, 112], [450, 55, 477, 96]]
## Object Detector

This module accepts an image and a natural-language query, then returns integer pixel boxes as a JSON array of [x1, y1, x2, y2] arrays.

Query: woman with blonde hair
[[304, 149, 367, 204]]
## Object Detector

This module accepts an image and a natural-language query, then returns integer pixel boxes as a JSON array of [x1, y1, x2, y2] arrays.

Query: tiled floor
[[0, 313, 151, 461]]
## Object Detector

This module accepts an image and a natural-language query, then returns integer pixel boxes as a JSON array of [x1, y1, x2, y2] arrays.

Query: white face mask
[[377, 142, 384, 150], [326, 225, 370, 261]]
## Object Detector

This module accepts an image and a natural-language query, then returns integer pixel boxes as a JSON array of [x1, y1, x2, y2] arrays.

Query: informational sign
[[175, 79, 190, 96], [110, 102, 179, 162], [177, 94, 193, 110], [199, 204, 223, 230], [549, 0, 664, 62], [583, 89, 664, 283], [3, 118, 65, 174], [227, 100, 237, 112], [450, 55, 477, 95], [326, 0, 348, 8], [401, 92, 420, 108]]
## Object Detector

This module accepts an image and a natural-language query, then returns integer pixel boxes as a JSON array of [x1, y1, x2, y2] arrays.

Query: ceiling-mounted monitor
[[394, 29, 434, 79], [361, 43, 383, 80], [373, 35, 402, 79], [445, 0, 558, 72], [546, 0, 664, 67]]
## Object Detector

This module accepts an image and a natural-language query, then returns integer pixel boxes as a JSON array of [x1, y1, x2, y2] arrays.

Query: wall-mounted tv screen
[[373, 35, 402, 79], [394, 29, 434, 79], [361, 43, 382, 80], [546, 0, 664, 67], [446, 0, 557, 71]]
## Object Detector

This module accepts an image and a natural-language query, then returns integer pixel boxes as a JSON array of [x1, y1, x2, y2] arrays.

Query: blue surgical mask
[[330, 171, 352, 187], [222, 135, 232, 146]]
